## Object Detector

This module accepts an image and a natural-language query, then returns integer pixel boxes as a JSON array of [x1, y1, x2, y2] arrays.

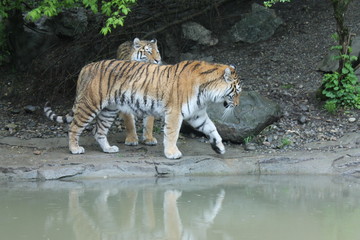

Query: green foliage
[[244, 136, 253, 144], [279, 137, 291, 148], [0, 0, 136, 65], [321, 43, 360, 110], [324, 100, 338, 114], [264, 0, 291, 7], [25, 0, 137, 35]]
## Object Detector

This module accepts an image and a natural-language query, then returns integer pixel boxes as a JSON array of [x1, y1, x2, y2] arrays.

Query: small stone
[[245, 143, 257, 151], [299, 104, 309, 112], [33, 150, 41, 155], [298, 115, 307, 124], [5, 123, 17, 129], [263, 141, 271, 146], [11, 108, 21, 114], [24, 105, 39, 113], [348, 117, 356, 123]]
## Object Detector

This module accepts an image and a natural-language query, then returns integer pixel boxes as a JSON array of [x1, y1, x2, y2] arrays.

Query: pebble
[[24, 105, 39, 113], [348, 117, 356, 123], [11, 108, 21, 114], [244, 143, 257, 151], [299, 104, 309, 112], [298, 115, 307, 124]]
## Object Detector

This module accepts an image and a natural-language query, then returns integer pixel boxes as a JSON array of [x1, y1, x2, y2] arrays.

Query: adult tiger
[[44, 60, 241, 159], [116, 38, 161, 147]]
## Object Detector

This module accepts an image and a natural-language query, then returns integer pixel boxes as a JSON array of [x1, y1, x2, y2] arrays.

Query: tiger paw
[[143, 136, 158, 146], [125, 136, 139, 146], [70, 146, 85, 154], [210, 139, 225, 154], [164, 147, 182, 159], [103, 145, 119, 153]]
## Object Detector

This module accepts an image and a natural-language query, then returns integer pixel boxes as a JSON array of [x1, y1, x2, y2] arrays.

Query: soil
[[0, 0, 360, 155]]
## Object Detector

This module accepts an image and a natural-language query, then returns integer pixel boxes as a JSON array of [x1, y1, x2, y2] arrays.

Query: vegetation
[[265, 0, 359, 111], [322, 35, 360, 110], [321, 0, 360, 111], [0, 0, 136, 64]]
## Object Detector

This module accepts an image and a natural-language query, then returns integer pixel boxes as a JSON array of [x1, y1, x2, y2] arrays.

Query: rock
[[182, 91, 282, 143], [244, 143, 257, 151], [229, 3, 283, 43], [348, 117, 356, 123], [5, 123, 18, 130], [317, 36, 360, 75], [24, 105, 39, 113], [52, 8, 88, 37], [11, 108, 21, 114], [182, 22, 218, 46], [299, 104, 309, 112], [298, 115, 307, 124]]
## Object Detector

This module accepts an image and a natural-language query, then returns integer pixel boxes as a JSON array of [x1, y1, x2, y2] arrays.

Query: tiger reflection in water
[[67, 189, 226, 240]]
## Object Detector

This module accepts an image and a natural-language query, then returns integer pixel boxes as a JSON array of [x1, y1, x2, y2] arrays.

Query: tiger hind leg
[[69, 108, 97, 154], [121, 113, 139, 146], [143, 116, 158, 145], [93, 107, 119, 153]]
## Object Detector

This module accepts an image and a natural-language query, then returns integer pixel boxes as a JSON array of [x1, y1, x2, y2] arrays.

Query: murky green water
[[1, 175, 360, 240]]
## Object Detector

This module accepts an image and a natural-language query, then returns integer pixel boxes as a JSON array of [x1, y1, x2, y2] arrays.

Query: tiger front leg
[[68, 110, 95, 154], [163, 112, 183, 159], [187, 111, 225, 155]]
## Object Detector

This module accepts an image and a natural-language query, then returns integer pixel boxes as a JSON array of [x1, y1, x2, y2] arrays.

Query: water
[[1, 175, 360, 240]]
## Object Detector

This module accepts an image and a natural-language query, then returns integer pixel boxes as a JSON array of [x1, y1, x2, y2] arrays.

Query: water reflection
[[1, 176, 360, 240]]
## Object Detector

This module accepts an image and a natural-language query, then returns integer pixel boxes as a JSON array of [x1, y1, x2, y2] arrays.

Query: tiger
[[44, 60, 241, 159], [116, 37, 162, 147]]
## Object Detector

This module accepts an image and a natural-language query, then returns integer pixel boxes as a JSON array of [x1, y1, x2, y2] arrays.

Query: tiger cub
[[44, 60, 241, 159], [117, 38, 162, 147]]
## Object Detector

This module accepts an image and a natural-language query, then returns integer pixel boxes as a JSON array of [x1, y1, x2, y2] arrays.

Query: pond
[[1, 175, 360, 240]]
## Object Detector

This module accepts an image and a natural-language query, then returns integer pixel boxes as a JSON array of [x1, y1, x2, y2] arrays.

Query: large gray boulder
[[317, 36, 360, 76], [230, 3, 283, 44], [182, 91, 282, 143], [182, 21, 218, 46]]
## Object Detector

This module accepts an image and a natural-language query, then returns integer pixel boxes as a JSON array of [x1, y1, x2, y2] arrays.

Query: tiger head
[[222, 65, 241, 109], [131, 38, 162, 64]]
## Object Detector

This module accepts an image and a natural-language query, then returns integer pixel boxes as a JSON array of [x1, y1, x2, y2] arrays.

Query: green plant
[[264, 0, 291, 7], [0, 0, 137, 65], [244, 136, 253, 144], [321, 35, 360, 110], [279, 138, 291, 148], [324, 100, 338, 114]]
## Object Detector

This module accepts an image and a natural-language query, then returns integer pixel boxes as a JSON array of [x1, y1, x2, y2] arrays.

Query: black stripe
[[178, 61, 192, 75], [192, 63, 201, 71], [200, 68, 218, 75], [195, 119, 206, 130]]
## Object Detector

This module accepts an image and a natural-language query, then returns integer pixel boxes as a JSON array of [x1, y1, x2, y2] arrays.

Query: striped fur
[[116, 38, 161, 64], [45, 60, 241, 159], [116, 38, 162, 146]]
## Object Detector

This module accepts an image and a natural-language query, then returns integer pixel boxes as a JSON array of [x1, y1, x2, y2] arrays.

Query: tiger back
[[116, 38, 162, 146]]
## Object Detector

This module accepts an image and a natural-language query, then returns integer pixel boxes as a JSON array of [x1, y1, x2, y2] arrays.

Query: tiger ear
[[224, 68, 233, 83], [150, 39, 157, 44], [133, 38, 141, 49]]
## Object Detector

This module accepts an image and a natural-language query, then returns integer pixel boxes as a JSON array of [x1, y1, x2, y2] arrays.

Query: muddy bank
[[0, 132, 359, 180]]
